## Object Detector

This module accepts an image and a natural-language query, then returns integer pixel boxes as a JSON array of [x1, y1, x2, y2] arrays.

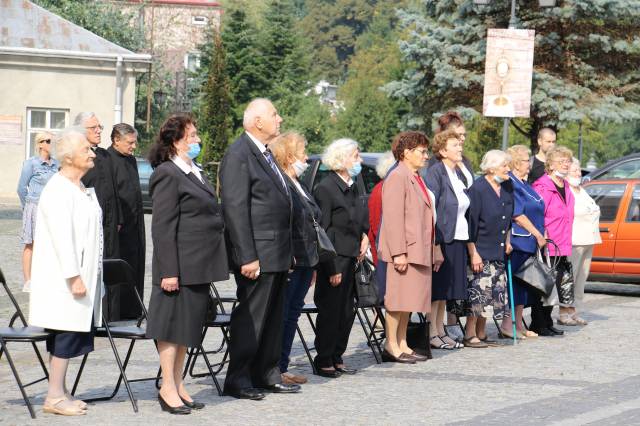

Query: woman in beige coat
[[378, 131, 443, 363], [29, 128, 102, 416]]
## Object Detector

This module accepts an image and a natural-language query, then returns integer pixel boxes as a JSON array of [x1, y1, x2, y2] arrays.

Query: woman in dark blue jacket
[[465, 150, 514, 348], [500, 145, 546, 339], [424, 129, 469, 350], [270, 132, 321, 385]]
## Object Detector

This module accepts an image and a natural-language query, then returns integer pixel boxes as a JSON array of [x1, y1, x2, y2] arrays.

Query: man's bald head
[[243, 98, 283, 144]]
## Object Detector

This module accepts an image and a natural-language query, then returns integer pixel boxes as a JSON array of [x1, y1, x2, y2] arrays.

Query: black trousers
[[314, 255, 356, 369], [224, 271, 287, 391]]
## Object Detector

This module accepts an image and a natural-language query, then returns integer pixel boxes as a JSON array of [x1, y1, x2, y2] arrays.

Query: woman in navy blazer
[[465, 150, 514, 348], [499, 145, 546, 339], [146, 115, 229, 414], [424, 129, 470, 350]]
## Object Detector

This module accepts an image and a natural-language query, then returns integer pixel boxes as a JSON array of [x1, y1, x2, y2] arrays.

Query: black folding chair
[[71, 259, 155, 413], [182, 282, 232, 396], [0, 268, 50, 419], [295, 303, 319, 374], [354, 301, 384, 364]]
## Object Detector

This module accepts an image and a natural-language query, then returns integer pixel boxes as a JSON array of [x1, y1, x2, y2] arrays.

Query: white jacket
[[29, 173, 103, 332], [571, 186, 602, 247]]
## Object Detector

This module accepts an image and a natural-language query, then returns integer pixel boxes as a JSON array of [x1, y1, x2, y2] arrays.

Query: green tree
[[386, 0, 640, 151], [32, 0, 144, 51], [199, 31, 232, 171]]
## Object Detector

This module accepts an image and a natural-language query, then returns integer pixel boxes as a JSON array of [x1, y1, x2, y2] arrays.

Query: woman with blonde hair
[[17, 131, 59, 291], [499, 145, 545, 338], [29, 128, 100, 416], [269, 131, 321, 384], [531, 146, 575, 334]]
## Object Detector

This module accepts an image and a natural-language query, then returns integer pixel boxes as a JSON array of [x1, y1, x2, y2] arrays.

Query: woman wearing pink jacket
[[531, 146, 575, 335]]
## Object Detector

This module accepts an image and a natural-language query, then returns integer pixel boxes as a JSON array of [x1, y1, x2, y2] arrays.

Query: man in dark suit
[[108, 123, 145, 320], [220, 99, 299, 400]]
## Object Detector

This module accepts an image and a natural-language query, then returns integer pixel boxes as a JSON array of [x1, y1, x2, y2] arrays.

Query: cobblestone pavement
[[1, 205, 640, 425]]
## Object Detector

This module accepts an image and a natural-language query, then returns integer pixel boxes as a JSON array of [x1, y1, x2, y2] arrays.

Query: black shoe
[[381, 349, 416, 364], [530, 327, 555, 337], [262, 383, 301, 393], [314, 368, 342, 378], [548, 325, 565, 335], [334, 366, 357, 375], [224, 388, 265, 400], [180, 397, 205, 410], [158, 394, 191, 415]]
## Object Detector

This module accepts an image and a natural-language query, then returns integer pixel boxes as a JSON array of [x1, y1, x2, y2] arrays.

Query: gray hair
[[570, 157, 581, 171], [479, 150, 510, 174], [55, 126, 88, 165], [375, 151, 396, 179], [322, 138, 359, 171], [243, 98, 271, 130], [111, 123, 137, 143], [73, 111, 97, 126]]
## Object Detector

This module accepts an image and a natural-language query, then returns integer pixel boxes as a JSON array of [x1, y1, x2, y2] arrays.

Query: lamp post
[[474, 0, 557, 149]]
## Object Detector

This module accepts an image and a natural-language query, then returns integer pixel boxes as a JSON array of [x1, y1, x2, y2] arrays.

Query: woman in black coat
[[313, 138, 369, 378], [146, 115, 228, 414], [269, 132, 321, 385]]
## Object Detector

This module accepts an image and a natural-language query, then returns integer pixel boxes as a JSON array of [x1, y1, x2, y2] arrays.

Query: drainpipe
[[114, 55, 123, 124]]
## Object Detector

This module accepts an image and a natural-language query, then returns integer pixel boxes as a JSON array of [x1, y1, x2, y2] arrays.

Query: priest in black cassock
[[76, 112, 124, 320], [107, 123, 146, 320]]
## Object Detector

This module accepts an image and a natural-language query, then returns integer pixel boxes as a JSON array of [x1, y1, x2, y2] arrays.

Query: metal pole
[[578, 122, 583, 164], [501, 0, 518, 151]]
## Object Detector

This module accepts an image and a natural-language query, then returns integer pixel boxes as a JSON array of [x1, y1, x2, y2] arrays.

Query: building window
[[26, 108, 68, 157], [192, 16, 207, 26], [184, 52, 201, 72]]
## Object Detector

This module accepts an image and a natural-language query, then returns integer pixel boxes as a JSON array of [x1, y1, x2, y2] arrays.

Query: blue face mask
[[187, 142, 201, 160], [348, 161, 362, 178], [493, 174, 508, 184]]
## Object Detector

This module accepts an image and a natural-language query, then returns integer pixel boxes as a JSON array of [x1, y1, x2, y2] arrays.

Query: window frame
[[584, 182, 628, 223], [26, 107, 69, 158], [191, 15, 208, 26]]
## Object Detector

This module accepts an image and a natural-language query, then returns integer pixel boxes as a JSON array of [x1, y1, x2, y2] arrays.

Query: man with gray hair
[[220, 98, 298, 400], [108, 123, 146, 320], [75, 112, 123, 319]]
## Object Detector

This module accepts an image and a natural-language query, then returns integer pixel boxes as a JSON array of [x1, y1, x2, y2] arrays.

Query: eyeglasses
[[554, 159, 571, 165], [413, 148, 430, 157], [85, 125, 104, 132], [39, 139, 51, 144]]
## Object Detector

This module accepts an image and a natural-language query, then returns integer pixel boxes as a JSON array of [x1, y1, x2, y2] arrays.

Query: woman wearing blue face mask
[[464, 150, 514, 348], [269, 132, 321, 385], [312, 138, 369, 377], [146, 115, 228, 414]]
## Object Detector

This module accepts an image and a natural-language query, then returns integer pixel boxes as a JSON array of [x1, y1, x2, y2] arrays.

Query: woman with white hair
[[465, 149, 514, 348], [567, 157, 600, 325], [313, 138, 369, 378], [29, 128, 101, 416], [16, 131, 59, 291]]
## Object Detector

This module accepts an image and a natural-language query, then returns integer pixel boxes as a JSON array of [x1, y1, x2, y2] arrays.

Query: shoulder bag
[[513, 239, 560, 297]]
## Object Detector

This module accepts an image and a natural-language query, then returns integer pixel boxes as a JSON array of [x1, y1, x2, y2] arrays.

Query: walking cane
[[506, 258, 517, 345]]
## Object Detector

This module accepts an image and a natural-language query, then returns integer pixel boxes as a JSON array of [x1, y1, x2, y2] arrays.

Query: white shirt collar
[[246, 131, 267, 154], [171, 155, 203, 182], [336, 172, 354, 187]]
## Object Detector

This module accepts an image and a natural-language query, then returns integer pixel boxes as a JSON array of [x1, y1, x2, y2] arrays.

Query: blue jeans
[[280, 266, 314, 373]]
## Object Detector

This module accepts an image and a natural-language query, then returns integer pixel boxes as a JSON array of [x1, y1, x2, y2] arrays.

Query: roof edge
[[0, 46, 152, 63]]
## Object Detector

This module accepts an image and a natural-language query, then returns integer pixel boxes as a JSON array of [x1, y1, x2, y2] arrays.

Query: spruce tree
[[199, 31, 232, 177], [386, 0, 640, 149]]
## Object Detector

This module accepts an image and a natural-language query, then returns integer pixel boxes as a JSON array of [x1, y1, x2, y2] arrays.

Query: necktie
[[264, 148, 288, 193]]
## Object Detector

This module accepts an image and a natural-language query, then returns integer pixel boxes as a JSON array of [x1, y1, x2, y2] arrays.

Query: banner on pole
[[482, 28, 535, 118]]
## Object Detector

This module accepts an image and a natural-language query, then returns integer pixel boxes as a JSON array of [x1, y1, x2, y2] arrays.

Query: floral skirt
[[467, 260, 507, 319], [20, 201, 38, 244]]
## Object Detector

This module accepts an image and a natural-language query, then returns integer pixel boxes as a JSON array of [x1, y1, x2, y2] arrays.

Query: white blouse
[[571, 186, 602, 246], [445, 164, 470, 240]]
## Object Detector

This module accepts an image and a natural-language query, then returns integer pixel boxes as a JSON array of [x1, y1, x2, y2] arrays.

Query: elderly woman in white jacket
[[29, 127, 102, 416], [567, 158, 601, 325]]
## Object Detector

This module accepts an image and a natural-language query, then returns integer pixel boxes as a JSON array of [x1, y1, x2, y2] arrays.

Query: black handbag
[[312, 217, 337, 263], [406, 321, 433, 359], [555, 257, 575, 306], [354, 259, 379, 308], [513, 240, 560, 297]]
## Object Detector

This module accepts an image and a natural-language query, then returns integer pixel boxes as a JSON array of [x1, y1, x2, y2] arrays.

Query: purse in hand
[[513, 240, 560, 297], [354, 259, 379, 308]]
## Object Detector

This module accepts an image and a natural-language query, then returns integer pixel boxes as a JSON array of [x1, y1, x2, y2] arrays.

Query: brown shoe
[[281, 372, 307, 384], [463, 336, 488, 348]]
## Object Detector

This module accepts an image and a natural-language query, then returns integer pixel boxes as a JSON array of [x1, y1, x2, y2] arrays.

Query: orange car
[[583, 179, 640, 282]]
